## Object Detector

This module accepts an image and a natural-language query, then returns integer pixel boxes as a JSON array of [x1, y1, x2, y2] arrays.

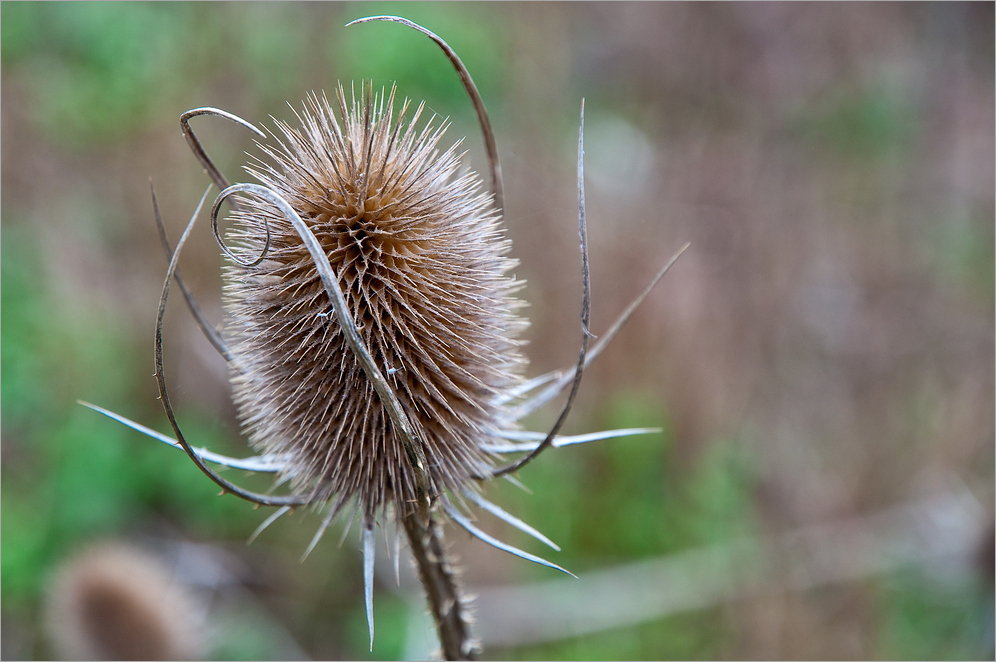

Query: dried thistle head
[[224, 84, 527, 519], [45, 542, 204, 661], [82, 15, 688, 659]]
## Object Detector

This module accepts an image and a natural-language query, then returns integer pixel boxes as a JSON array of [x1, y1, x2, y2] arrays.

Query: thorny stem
[[180, 107, 265, 197], [489, 100, 591, 478], [150, 181, 236, 365], [402, 510, 478, 661]]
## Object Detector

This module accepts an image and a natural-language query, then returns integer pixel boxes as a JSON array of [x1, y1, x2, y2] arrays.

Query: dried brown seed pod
[[224, 84, 528, 521], [81, 15, 689, 660], [45, 542, 204, 661]]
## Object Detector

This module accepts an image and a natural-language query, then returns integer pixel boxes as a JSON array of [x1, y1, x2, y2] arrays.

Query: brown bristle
[[223, 84, 527, 518]]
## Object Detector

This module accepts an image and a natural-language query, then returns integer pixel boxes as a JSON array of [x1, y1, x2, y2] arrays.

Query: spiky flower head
[[222, 84, 527, 519], [77, 16, 688, 659]]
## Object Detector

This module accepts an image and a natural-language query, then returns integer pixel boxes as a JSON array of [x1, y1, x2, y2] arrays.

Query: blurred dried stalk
[[467, 486, 986, 649]]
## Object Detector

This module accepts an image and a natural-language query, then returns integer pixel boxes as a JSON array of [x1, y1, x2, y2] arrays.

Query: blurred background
[[2, 2, 993, 659]]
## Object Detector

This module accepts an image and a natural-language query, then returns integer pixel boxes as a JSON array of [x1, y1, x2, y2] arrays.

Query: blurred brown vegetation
[[3, 2, 993, 660]]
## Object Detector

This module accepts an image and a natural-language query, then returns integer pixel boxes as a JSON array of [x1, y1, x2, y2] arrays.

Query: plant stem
[[402, 509, 478, 660]]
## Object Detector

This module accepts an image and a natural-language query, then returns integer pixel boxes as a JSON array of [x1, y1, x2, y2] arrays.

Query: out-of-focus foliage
[[2, 2, 198, 146], [2, 2, 992, 660]]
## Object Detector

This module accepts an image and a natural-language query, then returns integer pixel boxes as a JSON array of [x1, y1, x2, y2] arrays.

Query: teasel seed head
[[75, 16, 689, 659], [222, 83, 528, 520], [45, 542, 204, 661]]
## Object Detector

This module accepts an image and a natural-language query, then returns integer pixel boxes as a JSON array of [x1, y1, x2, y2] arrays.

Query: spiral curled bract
[[222, 85, 527, 518]]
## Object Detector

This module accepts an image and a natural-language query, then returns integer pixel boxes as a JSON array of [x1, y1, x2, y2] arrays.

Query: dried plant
[[45, 542, 204, 661], [82, 16, 687, 660]]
